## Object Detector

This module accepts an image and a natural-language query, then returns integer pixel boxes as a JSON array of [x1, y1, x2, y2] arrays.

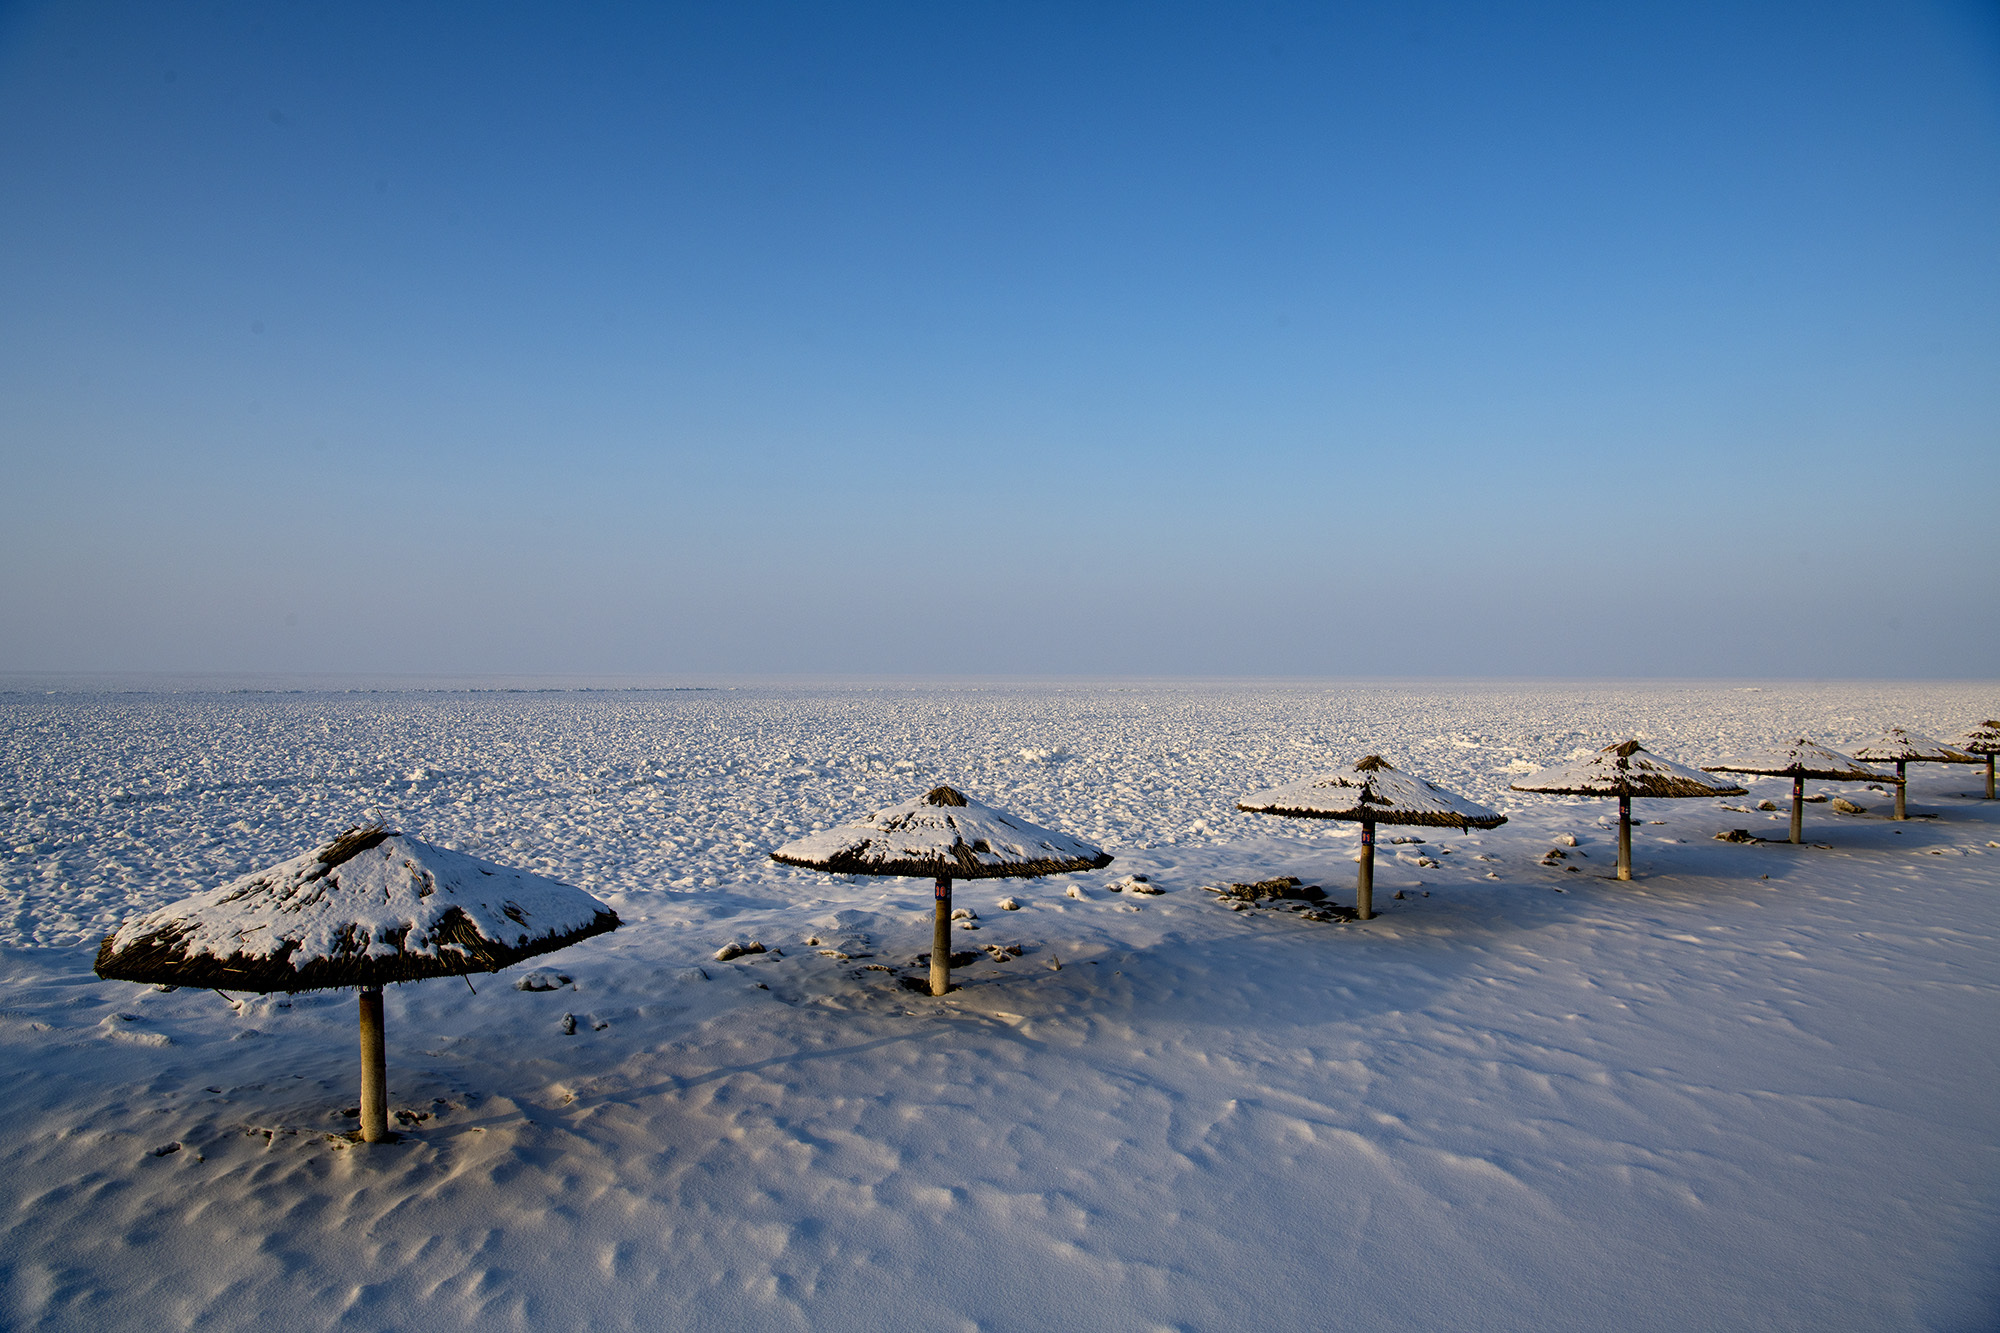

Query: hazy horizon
[[2, 669, 1992, 696]]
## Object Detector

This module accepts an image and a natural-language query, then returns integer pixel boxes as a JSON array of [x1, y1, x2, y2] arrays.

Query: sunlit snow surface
[[2, 678, 1997, 1331]]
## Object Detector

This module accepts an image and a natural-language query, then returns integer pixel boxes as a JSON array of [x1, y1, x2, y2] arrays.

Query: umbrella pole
[[1617, 794, 1632, 881], [1356, 817, 1374, 921], [1894, 761, 1907, 821], [358, 986, 388, 1143], [930, 876, 953, 997], [1790, 776, 1804, 845]]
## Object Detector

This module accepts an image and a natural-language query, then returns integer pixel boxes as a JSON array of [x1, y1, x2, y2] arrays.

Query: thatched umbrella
[[1953, 721, 2000, 800], [95, 824, 618, 1144], [1509, 740, 1745, 880], [1236, 755, 1506, 920], [1700, 741, 1890, 845], [770, 785, 1111, 997], [1849, 729, 1979, 820]]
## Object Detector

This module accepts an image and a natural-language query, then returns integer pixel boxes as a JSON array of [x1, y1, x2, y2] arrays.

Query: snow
[[98, 831, 616, 988], [1238, 754, 1505, 827], [1850, 729, 1979, 765], [1510, 740, 1746, 799], [2, 677, 1998, 1331], [1701, 738, 1893, 781], [1952, 720, 2000, 756], [770, 784, 1110, 879]]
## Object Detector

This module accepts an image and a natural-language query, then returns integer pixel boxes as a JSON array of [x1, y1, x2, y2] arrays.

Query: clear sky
[[2, 0, 1996, 678]]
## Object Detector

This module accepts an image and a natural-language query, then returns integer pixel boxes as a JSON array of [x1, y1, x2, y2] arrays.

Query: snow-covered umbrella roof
[[94, 825, 619, 993], [1510, 740, 1747, 798], [1237, 755, 1507, 829], [1954, 721, 2000, 756], [1700, 740, 1889, 782], [1849, 728, 1978, 764], [770, 785, 1112, 880]]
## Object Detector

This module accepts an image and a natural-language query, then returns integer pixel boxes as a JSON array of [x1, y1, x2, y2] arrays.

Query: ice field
[[1, 677, 1996, 1331]]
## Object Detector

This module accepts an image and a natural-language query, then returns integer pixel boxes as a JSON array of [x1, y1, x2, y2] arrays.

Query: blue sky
[[3, 0, 1996, 677]]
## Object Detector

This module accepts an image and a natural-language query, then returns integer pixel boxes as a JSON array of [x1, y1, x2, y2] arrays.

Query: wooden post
[[1356, 817, 1375, 921], [358, 986, 388, 1143], [930, 876, 953, 996], [1790, 775, 1804, 845], [1617, 793, 1632, 881], [1894, 760, 1907, 821], [1987, 754, 1995, 801]]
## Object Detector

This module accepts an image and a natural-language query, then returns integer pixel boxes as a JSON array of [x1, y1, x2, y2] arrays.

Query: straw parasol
[[1236, 755, 1506, 920], [1509, 740, 1744, 880], [770, 785, 1111, 996], [1849, 729, 1978, 820], [95, 823, 618, 1143], [1953, 721, 2000, 800], [1700, 741, 1890, 845]]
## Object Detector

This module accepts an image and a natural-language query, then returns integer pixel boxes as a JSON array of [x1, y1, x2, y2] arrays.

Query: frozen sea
[[1, 676, 1996, 1331]]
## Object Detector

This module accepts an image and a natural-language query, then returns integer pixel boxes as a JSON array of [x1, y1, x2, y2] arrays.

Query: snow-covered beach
[[2, 678, 1996, 1330]]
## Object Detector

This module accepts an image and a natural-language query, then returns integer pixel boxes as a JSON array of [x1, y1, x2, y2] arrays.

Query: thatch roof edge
[[1509, 776, 1746, 798], [1232, 800, 1506, 830], [93, 907, 620, 994], [1699, 762, 1887, 780], [769, 847, 1113, 880]]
